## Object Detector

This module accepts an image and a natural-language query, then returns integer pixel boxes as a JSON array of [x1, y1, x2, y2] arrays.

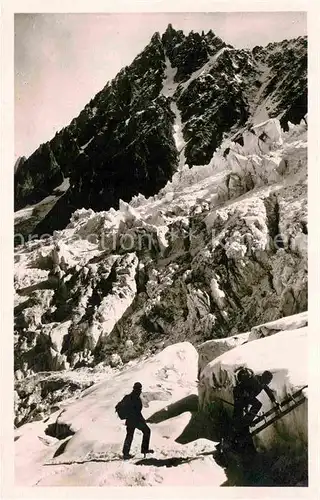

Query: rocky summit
[[14, 25, 308, 487], [14, 26, 307, 236]]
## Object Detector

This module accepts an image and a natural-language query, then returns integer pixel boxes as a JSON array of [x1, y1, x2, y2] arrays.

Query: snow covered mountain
[[13, 26, 308, 487], [14, 26, 307, 238]]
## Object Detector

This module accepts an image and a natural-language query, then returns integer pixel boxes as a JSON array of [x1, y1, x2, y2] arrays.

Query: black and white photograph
[[2, 1, 313, 492]]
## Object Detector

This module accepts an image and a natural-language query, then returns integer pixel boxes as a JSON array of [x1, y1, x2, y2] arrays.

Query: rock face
[[14, 32, 177, 236], [14, 27, 307, 237], [250, 37, 307, 129], [14, 156, 26, 174], [14, 118, 307, 385]]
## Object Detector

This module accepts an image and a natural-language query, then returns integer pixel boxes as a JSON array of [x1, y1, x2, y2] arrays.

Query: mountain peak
[[15, 31, 307, 239], [150, 31, 162, 43], [164, 23, 182, 36]]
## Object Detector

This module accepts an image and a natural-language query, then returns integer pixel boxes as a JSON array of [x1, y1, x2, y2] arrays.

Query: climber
[[121, 382, 154, 460], [232, 368, 280, 429]]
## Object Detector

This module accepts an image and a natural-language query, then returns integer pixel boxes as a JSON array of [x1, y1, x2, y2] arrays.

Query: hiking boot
[[123, 453, 134, 460], [142, 449, 154, 458]]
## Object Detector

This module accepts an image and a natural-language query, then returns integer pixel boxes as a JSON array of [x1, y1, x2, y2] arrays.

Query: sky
[[14, 12, 307, 159]]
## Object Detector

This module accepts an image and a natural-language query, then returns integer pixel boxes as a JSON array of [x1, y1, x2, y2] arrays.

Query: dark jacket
[[235, 374, 276, 403], [125, 393, 144, 424]]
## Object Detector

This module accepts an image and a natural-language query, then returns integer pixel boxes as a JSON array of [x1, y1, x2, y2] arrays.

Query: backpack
[[115, 394, 131, 420]]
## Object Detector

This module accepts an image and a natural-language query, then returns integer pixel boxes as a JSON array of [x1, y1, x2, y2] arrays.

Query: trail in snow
[[249, 46, 292, 126], [15, 178, 70, 223], [178, 47, 229, 94], [80, 137, 95, 151], [160, 57, 187, 170], [160, 49, 230, 170], [171, 102, 187, 169], [160, 57, 179, 98]]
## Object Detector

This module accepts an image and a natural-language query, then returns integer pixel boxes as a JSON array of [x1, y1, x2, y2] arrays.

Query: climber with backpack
[[115, 382, 154, 460], [232, 367, 281, 429]]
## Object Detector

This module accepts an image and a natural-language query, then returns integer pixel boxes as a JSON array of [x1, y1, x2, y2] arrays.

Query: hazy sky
[[15, 12, 307, 159]]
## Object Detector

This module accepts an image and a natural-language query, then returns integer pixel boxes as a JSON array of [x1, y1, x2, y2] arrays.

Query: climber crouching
[[220, 367, 280, 455], [214, 368, 282, 475], [232, 367, 281, 428]]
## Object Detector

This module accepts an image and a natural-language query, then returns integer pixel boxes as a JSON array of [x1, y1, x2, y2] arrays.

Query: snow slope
[[15, 322, 308, 486], [15, 342, 227, 487], [14, 177, 70, 244], [160, 57, 187, 169]]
